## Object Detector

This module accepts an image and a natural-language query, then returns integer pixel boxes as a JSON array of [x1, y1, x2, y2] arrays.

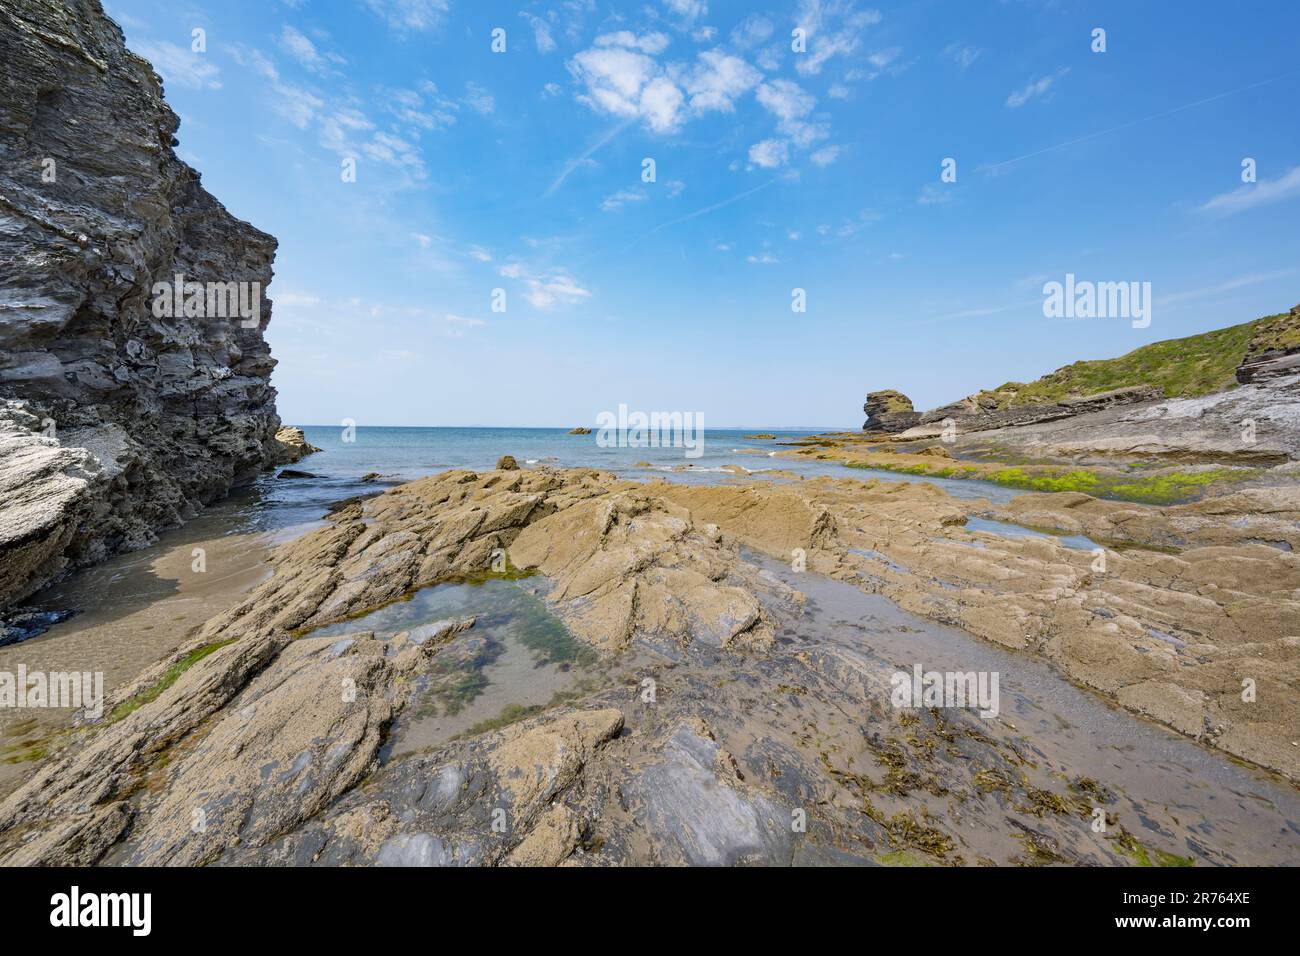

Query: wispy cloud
[[520, 12, 557, 53], [1006, 68, 1068, 108], [749, 78, 826, 166], [917, 182, 953, 205], [498, 263, 592, 310], [364, 0, 450, 33], [1197, 166, 1300, 217], [225, 44, 441, 183], [463, 81, 495, 115], [132, 41, 222, 90], [810, 145, 841, 166], [601, 189, 648, 211], [793, 0, 882, 76], [279, 26, 343, 75], [981, 70, 1298, 175], [942, 42, 981, 69], [1157, 268, 1298, 306]]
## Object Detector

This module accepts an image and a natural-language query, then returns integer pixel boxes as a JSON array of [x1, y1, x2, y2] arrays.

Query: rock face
[[863, 385, 1163, 436], [1237, 304, 1300, 384], [0, 0, 282, 609], [271, 426, 320, 465], [862, 389, 919, 432]]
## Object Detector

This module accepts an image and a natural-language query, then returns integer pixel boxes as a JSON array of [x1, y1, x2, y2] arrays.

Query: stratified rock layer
[[0, 0, 282, 608]]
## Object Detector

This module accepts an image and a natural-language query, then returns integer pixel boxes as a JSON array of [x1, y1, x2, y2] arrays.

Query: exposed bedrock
[[0, 467, 1294, 867], [0, 0, 284, 610]]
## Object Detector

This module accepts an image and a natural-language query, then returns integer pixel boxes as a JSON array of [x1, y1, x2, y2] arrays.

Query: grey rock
[[0, 0, 283, 609]]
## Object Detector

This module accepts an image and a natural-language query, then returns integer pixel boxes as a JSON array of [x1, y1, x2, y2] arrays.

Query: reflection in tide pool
[[310, 578, 607, 758], [964, 516, 1100, 551]]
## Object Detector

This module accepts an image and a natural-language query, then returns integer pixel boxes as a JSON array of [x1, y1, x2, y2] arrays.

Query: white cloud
[[388, 83, 459, 131], [444, 313, 487, 327], [227, 44, 334, 131], [273, 83, 326, 128], [730, 14, 773, 49], [567, 36, 763, 134], [595, 31, 671, 54], [568, 43, 672, 129], [917, 182, 953, 205], [747, 252, 779, 264], [498, 264, 592, 310], [943, 42, 981, 69], [750, 79, 826, 163], [828, 209, 881, 238], [811, 145, 841, 166], [665, 0, 707, 21], [522, 14, 557, 53], [748, 138, 789, 168], [411, 232, 433, 247], [639, 76, 686, 131], [601, 188, 648, 211], [132, 41, 222, 90], [542, 82, 563, 97], [756, 79, 815, 124], [469, 245, 492, 262], [794, 0, 882, 76], [279, 26, 338, 74], [1006, 68, 1068, 108], [464, 81, 495, 115], [683, 50, 762, 112], [364, 0, 450, 32], [865, 47, 900, 74], [1197, 166, 1300, 217]]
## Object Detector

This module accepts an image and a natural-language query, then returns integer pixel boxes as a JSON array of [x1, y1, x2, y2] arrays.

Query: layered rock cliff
[[0, 0, 282, 609]]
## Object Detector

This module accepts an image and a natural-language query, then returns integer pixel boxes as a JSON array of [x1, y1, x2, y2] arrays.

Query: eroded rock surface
[[1, 466, 1295, 867], [272, 426, 320, 465]]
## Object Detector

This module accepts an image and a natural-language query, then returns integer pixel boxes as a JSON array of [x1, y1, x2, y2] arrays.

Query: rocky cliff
[[0, 0, 282, 610]]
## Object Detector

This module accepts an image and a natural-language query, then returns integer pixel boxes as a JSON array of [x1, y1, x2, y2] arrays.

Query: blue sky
[[107, 0, 1300, 428]]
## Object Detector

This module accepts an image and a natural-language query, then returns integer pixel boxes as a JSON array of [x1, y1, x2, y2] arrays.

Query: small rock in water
[[496, 455, 520, 470], [0, 609, 77, 648]]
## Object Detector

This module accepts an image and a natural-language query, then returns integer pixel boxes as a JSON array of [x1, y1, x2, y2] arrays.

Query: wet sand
[[0, 490, 321, 795]]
